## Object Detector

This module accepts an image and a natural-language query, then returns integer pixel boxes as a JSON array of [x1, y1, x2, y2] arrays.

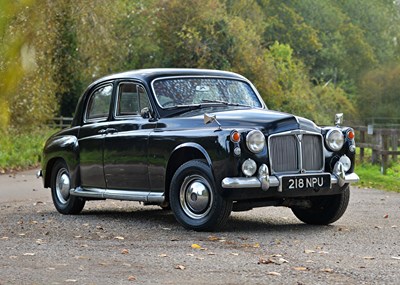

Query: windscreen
[[152, 77, 263, 108]]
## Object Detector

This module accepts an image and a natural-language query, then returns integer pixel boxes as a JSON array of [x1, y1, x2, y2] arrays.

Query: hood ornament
[[204, 113, 222, 131]]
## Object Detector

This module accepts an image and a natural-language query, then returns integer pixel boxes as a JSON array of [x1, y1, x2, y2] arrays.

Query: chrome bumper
[[221, 172, 359, 192]]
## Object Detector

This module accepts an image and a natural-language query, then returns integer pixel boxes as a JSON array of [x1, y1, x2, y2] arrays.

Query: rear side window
[[116, 83, 151, 117], [86, 85, 113, 121]]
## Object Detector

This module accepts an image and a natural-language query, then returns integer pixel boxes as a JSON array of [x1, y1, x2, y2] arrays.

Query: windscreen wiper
[[201, 99, 250, 107], [165, 104, 202, 117]]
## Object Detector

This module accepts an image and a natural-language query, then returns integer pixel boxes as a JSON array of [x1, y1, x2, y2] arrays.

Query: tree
[[358, 65, 400, 121], [1, 0, 57, 132], [0, 0, 35, 132], [51, 1, 82, 117]]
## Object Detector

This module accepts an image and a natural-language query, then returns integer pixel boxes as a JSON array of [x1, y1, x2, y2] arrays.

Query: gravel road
[[0, 169, 399, 285]]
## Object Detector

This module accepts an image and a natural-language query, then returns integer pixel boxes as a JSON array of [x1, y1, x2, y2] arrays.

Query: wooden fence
[[48, 117, 73, 129], [354, 126, 400, 174]]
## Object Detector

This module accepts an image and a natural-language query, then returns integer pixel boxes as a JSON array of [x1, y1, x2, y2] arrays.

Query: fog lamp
[[242, 158, 257, 177], [339, 155, 351, 172]]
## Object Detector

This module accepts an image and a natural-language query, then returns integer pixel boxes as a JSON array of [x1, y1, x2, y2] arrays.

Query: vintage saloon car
[[39, 68, 359, 231]]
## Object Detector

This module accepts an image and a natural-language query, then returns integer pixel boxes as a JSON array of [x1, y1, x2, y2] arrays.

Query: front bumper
[[222, 172, 359, 192], [221, 161, 359, 192]]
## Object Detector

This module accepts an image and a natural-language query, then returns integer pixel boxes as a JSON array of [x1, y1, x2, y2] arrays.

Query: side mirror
[[141, 107, 152, 119], [335, 113, 343, 126], [204, 113, 221, 130]]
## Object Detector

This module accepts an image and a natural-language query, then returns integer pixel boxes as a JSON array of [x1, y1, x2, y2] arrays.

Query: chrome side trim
[[105, 189, 149, 201], [70, 187, 165, 203], [72, 187, 104, 198], [148, 192, 165, 203]]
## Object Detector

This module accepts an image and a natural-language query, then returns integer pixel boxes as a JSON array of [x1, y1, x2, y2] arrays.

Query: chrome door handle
[[98, 128, 117, 134], [106, 128, 118, 134]]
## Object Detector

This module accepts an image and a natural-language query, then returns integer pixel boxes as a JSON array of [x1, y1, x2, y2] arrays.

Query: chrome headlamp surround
[[325, 128, 344, 151], [246, 130, 265, 153]]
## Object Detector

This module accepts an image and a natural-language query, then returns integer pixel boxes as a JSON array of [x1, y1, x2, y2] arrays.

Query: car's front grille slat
[[302, 134, 323, 171], [269, 132, 323, 174], [269, 135, 298, 172]]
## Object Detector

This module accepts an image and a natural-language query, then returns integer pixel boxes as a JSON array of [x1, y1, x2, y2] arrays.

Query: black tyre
[[50, 160, 85, 214], [291, 185, 350, 225], [169, 160, 232, 231]]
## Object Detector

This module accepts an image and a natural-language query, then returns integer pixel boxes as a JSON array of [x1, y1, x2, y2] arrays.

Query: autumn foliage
[[1, 0, 400, 133]]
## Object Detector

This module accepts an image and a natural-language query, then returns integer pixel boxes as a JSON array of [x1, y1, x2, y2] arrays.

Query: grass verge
[[0, 128, 57, 173], [355, 162, 400, 193]]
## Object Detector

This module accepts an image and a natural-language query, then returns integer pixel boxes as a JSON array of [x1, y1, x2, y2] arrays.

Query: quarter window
[[116, 83, 150, 116], [86, 85, 113, 121]]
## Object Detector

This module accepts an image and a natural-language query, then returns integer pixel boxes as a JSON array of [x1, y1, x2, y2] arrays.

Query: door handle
[[106, 128, 118, 134], [98, 128, 118, 134]]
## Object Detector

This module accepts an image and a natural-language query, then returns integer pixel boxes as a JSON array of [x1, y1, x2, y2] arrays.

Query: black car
[[39, 68, 359, 231]]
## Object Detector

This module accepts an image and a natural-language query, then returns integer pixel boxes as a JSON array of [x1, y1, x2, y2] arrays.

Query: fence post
[[371, 130, 382, 164], [381, 135, 389, 174], [392, 130, 398, 162], [360, 129, 365, 162]]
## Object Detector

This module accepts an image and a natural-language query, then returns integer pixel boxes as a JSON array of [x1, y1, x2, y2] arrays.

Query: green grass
[[0, 128, 57, 173], [354, 146, 400, 192], [355, 162, 400, 192]]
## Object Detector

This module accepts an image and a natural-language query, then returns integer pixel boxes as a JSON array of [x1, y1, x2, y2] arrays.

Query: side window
[[86, 85, 113, 121], [116, 83, 151, 117]]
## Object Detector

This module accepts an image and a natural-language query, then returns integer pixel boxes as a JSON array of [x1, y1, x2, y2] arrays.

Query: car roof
[[89, 68, 248, 87]]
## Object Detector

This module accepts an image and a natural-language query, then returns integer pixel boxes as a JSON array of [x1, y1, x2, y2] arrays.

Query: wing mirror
[[141, 107, 152, 119], [335, 113, 343, 127], [204, 113, 221, 130]]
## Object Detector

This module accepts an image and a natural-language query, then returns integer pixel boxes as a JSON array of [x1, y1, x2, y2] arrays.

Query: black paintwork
[[41, 68, 356, 203]]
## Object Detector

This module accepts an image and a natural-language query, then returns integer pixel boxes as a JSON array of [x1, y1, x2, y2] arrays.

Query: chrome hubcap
[[180, 175, 213, 219], [56, 168, 70, 204]]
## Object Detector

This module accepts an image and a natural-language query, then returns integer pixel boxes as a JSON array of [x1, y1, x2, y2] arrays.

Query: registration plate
[[282, 174, 331, 191]]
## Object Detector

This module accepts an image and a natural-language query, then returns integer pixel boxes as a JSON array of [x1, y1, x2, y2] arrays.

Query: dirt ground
[[0, 169, 399, 285]]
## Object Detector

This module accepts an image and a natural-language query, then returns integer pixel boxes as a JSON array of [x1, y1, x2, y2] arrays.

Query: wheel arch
[[165, 143, 212, 203], [42, 135, 80, 189]]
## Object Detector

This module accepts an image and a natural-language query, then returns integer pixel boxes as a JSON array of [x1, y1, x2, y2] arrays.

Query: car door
[[103, 82, 156, 190], [78, 83, 113, 189]]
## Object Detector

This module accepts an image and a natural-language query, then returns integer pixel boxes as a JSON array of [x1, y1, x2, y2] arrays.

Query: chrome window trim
[[150, 75, 266, 110], [83, 83, 113, 124], [114, 81, 150, 119], [268, 130, 325, 175]]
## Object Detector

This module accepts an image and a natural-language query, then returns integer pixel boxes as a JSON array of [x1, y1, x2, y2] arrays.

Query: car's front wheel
[[169, 160, 232, 231], [291, 185, 350, 225], [50, 160, 85, 215]]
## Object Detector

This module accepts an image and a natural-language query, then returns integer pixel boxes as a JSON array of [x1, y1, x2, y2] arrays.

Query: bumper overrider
[[221, 161, 359, 192]]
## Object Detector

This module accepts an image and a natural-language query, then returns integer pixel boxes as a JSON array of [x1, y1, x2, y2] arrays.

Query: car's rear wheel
[[51, 160, 85, 214], [291, 185, 350, 225], [169, 160, 232, 231]]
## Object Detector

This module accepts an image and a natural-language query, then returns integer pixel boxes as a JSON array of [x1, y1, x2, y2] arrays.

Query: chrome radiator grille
[[269, 132, 324, 173]]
